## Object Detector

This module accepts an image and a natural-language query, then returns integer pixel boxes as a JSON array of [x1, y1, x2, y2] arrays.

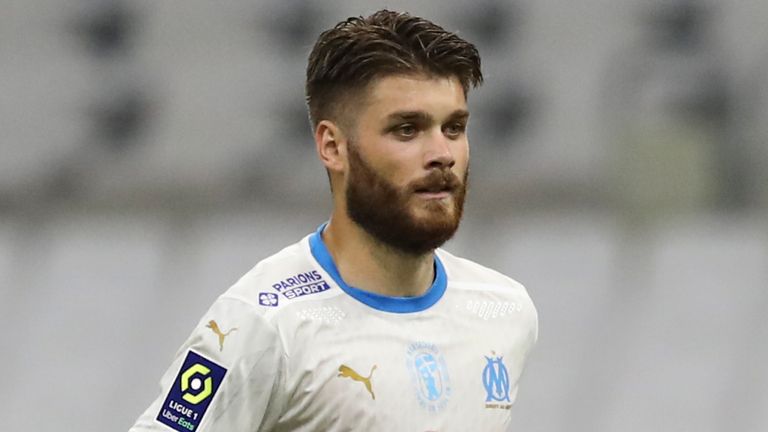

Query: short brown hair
[[305, 9, 483, 129]]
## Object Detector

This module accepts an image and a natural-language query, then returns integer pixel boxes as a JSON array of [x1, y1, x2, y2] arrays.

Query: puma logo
[[338, 364, 377, 400], [206, 320, 237, 351]]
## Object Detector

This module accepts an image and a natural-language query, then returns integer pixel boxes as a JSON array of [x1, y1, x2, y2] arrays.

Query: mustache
[[410, 169, 463, 193]]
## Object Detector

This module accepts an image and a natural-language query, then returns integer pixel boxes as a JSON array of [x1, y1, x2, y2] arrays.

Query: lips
[[411, 170, 460, 195], [414, 184, 453, 194]]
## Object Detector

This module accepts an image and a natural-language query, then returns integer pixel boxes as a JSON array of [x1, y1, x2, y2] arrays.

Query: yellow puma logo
[[338, 364, 377, 400], [206, 320, 237, 351]]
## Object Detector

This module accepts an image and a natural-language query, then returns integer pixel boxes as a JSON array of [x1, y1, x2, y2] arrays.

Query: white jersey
[[130, 225, 538, 432]]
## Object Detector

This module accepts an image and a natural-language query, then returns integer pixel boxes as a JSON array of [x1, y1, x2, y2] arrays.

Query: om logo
[[181, 363, 214, 404], [482, 355, 511, 402]]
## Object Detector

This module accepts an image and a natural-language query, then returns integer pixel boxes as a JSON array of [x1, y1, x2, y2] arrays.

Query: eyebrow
[[386, 109, 470, 124]]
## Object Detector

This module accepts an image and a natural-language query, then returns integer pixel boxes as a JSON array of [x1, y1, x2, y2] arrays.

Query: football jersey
[[130, 224, 538, 432]]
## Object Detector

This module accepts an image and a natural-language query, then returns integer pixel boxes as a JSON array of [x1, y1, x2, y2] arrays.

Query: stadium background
[[2, 0, 768, 430]]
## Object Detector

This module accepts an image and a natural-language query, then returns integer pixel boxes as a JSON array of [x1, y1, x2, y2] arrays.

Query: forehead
[[359, 74, 467, 120]]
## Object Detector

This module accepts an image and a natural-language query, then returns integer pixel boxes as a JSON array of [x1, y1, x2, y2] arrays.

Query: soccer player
[[130, 9, 537, 432]]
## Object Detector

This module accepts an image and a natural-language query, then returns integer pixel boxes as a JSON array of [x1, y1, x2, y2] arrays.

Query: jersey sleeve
[[129, 295, 287, 432]]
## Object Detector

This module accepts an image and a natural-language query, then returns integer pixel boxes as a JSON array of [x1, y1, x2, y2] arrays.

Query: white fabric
[[130, 232, 537, 432]]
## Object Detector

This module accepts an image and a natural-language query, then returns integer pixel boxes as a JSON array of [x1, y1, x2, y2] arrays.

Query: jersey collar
[[309, 223, 447, 313]]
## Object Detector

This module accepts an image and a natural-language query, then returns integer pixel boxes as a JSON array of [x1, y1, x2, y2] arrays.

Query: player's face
[[344, 74, 470, 255]]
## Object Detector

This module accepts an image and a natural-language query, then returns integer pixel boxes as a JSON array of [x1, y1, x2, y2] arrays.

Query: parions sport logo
[[271, 270, 331, 299]]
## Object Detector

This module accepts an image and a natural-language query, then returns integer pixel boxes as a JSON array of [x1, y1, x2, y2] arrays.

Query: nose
[[424, 131, 455, 169]]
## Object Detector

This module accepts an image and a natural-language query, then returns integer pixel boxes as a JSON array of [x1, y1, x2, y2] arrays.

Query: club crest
[[406, 341, 451, 412], [482, 352, 513, 409]]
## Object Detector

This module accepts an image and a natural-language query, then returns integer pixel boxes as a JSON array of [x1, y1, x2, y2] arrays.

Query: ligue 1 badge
[[156, 351, 227, 431]]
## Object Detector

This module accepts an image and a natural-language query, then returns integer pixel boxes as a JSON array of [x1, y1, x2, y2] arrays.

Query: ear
[[315, 119, 347, 173]]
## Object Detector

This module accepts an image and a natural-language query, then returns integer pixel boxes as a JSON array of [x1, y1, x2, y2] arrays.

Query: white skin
[[314, 73, 470, 297]]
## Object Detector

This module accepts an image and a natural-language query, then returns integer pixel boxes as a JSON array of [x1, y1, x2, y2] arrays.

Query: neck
[[322, 211, 435, 298]]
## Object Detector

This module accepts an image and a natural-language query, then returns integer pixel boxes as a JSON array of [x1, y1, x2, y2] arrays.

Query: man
[[130, 9, 537, 432]]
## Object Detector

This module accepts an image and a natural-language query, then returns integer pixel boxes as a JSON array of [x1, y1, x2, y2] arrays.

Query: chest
[[276, 307, 529, 431]]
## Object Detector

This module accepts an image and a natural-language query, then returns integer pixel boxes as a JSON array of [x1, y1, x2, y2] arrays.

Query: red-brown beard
[[345, 142, 468, 255]]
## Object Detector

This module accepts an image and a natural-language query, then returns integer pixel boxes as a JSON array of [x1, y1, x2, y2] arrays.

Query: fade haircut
[[305, 9, 483, 130]]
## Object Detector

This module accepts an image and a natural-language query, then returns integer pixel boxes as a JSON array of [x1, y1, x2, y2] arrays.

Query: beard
[[345, 141, 468, 256]]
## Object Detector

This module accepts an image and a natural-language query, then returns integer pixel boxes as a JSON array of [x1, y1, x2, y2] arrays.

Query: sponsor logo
[[482, 352, 512, 409], [337, 364, 377, 400], [271, 270, 331, 300], [157, 351, 227, 431], [206, 320, 237, 351], [258, 292, 279, 307], [406, 342, 451, 412]]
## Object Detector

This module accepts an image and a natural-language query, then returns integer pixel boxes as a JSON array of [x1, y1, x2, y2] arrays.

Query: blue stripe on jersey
[[309, 223, 447, 313]]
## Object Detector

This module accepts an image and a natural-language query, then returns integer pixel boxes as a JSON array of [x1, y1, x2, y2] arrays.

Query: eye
[[393, 123, 418, 140], [443, 121, 467, 139]]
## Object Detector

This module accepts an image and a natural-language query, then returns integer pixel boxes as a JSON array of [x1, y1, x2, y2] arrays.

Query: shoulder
[[180, 236, 325, 362], [437, 248, 538, 336], [217, 234, 338, 318], [436, 248, 527, 293]]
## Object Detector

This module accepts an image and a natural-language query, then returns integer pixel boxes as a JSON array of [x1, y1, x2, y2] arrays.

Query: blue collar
[[309, 223, 447, 313]]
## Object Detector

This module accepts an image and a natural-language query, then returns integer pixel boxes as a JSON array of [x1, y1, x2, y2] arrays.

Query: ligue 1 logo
[[180, 363, 214, 404], [157, 351, 227, 432]]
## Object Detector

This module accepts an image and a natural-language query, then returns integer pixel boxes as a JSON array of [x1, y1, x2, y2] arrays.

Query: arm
[[129, 296, 287, 432]]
